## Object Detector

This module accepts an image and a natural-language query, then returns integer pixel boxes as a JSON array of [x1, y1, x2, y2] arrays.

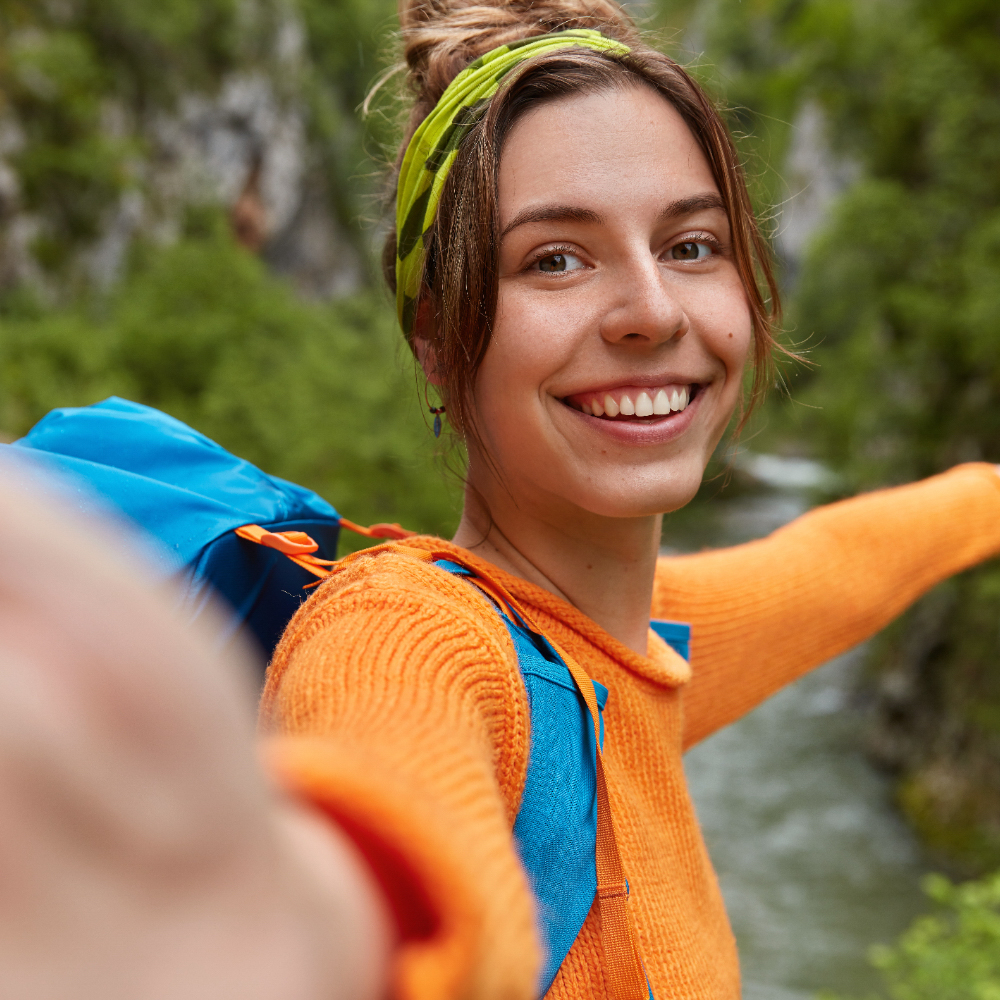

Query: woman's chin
[[563, 473, 705, 522], [468, 437, 710, 524]]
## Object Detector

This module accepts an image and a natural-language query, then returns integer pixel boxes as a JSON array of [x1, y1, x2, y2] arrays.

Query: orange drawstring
[[408, 549, 651, 1000], [234, 524, 336, 581], [234, 517, 416, 586], [337, 518, 415, 541]]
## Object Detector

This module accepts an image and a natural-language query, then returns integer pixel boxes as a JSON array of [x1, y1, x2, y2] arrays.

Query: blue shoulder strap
[[650, 619, 691, 662], [435, 559, 689, 997]]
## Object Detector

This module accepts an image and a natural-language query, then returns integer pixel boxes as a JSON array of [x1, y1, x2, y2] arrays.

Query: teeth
[[579, 385, 693, 419]]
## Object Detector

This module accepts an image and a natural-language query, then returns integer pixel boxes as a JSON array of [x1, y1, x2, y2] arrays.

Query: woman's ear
[[412, 298, 443, 387]]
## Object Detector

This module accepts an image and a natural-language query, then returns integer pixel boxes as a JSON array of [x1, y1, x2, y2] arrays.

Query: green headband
[[394, 28, 631, 337]]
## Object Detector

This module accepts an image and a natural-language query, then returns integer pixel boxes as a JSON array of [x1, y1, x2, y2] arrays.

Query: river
[[663, 463, 931, 999]]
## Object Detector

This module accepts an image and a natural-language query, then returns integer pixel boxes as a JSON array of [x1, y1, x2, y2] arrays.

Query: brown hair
[[380, 0, 781, 448]]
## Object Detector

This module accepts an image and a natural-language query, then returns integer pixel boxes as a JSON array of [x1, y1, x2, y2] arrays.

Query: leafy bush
[[819, 870, 1000, 1000], [0, 222, 461, 544]]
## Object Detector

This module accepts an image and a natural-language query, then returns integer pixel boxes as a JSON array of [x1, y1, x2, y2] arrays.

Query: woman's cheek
[[472, 310, 543, 442], [703, 284, 753, 379], [493, 289, 581, 391]]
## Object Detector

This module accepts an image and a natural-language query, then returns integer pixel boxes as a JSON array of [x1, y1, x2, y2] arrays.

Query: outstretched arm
[[260, 550, 541, 1000], [652, 463, 1000, 749], [0, 468, 392, 1000]]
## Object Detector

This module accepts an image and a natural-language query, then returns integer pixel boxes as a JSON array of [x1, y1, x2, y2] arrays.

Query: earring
[[429, 405, 446, 438]]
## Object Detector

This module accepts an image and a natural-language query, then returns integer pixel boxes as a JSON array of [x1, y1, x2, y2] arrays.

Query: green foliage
[[787, 6, 1000, 481], [0, 0, 398, 289], [298, 0, 396, 106], [656, 0, 821, 241], [0, 0, 441, 545], [819, 871, 1000, 999], [291, 0, 398, 251], [0, 223, 461, 542], [864, 558, 1000, 874], [658, 2, 1000, 487], [677, 0, 1000, 487], [0, 0, 247, 279]]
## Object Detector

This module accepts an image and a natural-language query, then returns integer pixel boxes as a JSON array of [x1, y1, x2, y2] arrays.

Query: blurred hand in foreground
[[0, 467, 392, 1000]]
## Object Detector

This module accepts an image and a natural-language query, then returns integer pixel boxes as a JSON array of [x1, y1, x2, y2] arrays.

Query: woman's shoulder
[[300, 535, 505, 620], [260, 537, 533, 825], [269, 536, 516, 678]]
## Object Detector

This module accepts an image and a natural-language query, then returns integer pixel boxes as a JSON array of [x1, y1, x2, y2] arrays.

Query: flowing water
[[663, 468, 930, 999]]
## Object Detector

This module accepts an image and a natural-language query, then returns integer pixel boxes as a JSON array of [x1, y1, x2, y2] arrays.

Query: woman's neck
[[452, 484, 663, 657]]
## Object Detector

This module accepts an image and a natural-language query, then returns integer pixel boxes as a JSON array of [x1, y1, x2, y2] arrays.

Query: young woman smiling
[[256, 3, 1000, 999], [8, 3, 1000, 1000]]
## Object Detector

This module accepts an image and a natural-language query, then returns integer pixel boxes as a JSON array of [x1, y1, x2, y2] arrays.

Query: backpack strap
[[235, 518, 415, 586], [435, 558, 606, 993], [650, 619, 691, 662], [234, 524, 337, 579], [414, 551, 651, 1000]]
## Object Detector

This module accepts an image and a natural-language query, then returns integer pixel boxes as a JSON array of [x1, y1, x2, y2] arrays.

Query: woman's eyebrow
[[501, 205, 602, 239], [500, 193, 726, 240], [656, 193, 727, 222]]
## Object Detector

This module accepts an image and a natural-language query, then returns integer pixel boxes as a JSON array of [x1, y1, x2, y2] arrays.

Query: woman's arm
[[0, 464, 540, 1000], [653, 463, 1000, 749], [260, 551, 540, 1000], [0, 469, 392, 1000]]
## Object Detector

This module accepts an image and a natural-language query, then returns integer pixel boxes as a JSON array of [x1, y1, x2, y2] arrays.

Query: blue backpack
[[2, 396, 407, 659], [4, 397, 689, 996]]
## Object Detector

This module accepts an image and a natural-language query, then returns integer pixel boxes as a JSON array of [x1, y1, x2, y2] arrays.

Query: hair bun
[[399, 0, 639, 114]]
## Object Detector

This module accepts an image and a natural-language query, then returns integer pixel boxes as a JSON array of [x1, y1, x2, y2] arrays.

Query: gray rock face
[[775, 100, 858, 278], [0, 9, 360, 301]]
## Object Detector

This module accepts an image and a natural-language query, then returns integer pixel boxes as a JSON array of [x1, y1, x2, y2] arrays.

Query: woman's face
[[470, 84, 753, 521]]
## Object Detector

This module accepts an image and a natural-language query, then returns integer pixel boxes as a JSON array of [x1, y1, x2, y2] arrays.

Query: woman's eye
[[670, 241, 714, 261], [536, 252, 584, 273]]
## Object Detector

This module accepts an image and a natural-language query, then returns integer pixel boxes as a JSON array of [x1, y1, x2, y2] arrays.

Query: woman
[[259, 2, 1000, 999], [5, 2, 1000, 999]]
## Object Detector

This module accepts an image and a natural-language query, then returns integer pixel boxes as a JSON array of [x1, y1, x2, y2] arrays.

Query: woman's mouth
[[562, 383, 699, 420]]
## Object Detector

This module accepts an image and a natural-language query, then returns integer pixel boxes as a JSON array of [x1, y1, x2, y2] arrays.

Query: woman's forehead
[[498, 86, 720, 228]]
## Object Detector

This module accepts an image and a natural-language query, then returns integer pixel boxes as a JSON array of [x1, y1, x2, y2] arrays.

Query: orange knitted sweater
[[260, 463, 1000, 1000]]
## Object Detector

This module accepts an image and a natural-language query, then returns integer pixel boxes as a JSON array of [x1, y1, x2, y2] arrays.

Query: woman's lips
[[563, 383, 697, 419]]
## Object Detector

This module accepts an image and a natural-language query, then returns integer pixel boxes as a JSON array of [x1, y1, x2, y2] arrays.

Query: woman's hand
[[0, 466, 393, 1000]]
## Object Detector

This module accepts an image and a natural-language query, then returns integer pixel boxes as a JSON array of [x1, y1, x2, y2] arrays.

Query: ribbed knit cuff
[[262, 735, 485, 1000]]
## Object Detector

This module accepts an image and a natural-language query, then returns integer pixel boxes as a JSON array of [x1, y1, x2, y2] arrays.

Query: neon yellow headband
[[394, 28, 631, 337]]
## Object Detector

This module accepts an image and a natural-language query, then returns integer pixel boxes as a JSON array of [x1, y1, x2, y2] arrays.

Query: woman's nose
[[598, 257, 689, 347]]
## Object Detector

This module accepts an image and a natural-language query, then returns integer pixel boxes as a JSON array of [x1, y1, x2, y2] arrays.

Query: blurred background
[[1, 0, 998, 995]]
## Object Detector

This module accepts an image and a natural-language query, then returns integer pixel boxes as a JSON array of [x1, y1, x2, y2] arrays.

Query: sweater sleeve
[[258, 549, 540, 1000], [652, 463, 1000, 749]]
